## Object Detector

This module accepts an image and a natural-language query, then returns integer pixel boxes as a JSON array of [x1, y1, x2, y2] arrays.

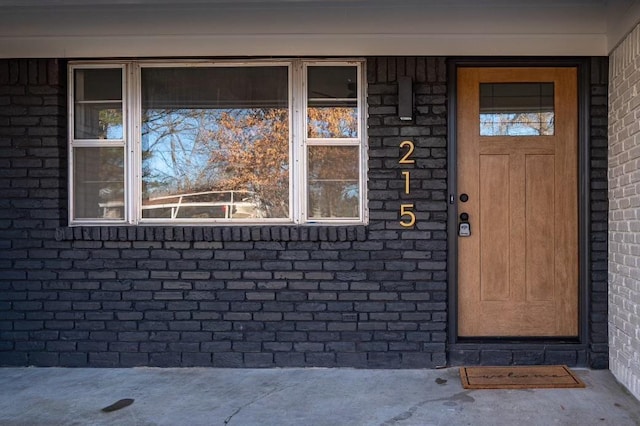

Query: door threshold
[[455, 337, 581, 345]]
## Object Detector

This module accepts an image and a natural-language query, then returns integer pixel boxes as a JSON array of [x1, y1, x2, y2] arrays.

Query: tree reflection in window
[[308, 107, 357, 139], [308, 146, 359, 219], [307, 66, 358, 139], [141, 66, 289, 220], [142, 107, 289, 219]]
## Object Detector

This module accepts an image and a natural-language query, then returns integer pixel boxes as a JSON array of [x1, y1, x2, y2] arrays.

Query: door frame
[[447, 58, 591, 352]]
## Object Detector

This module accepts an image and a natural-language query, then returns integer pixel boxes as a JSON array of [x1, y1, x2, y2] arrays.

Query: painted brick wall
[[0, 57, 449, 368], [590, 57, 610, 369], [609, 24, 640, 400], [0, 56, 609, 369], [0, 59, 68, 363]]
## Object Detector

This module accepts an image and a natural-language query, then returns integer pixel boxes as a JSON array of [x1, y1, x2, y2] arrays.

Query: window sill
[[55, 225, 368, 242]]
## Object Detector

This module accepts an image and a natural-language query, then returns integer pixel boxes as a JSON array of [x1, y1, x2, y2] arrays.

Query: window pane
[[307, 66, 358, 138], [141, 67, 290, 220], [480, 83, 554, 136], [308, 146, 359, 219], [73, 147, 124, 220], [74, 69, 123, 139]]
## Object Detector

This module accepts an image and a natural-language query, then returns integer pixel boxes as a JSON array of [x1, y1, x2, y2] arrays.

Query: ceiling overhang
[[0, 0, 637, 58]]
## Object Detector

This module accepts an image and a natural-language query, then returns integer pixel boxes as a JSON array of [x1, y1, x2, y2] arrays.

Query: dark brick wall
[[0, 57, 608, 369], [588, 57, 609, 369], [0, 57, 449, 368], [0, 59, 68, 365]]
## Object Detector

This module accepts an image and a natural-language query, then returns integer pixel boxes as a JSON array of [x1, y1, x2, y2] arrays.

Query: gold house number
[[399, 140, 415, 228]]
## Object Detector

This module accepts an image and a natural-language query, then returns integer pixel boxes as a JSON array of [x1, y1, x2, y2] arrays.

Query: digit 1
[[402, 171, 410, 194]]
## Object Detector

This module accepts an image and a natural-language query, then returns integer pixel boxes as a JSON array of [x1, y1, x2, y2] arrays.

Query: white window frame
[[68, 59, 368, 226], [302, 61, 366, 223], [68, 63, 130, 225]]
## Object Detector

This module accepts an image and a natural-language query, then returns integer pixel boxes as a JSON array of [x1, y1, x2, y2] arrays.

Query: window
[[68, 60, 367, 225], [71, 67, 126, 220], [306, 65, 360, 220]]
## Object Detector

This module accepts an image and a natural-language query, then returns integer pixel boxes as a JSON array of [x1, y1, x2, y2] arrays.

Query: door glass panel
[[479, 83, 554, 136]]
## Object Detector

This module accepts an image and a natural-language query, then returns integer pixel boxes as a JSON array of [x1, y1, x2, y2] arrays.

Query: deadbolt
[[460, 193, 469, 202]]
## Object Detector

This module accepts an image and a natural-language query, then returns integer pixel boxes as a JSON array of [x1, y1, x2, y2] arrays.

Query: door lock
[[459, 212, 471, 237]]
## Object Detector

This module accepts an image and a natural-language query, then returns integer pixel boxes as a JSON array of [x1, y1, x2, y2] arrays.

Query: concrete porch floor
[[0, 367, 639, 425]]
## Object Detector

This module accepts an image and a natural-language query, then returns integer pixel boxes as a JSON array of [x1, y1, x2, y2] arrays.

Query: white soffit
[[0, 0, 614, 57]]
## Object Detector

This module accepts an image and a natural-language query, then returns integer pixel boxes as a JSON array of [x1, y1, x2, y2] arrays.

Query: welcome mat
[[460, 365, 586, 389]]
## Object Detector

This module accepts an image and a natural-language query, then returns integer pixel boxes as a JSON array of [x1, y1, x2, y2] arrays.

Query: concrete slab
[[0, 367, 639, 425]]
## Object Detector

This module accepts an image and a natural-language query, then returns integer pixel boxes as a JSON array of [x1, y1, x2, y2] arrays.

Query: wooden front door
[[457, 67, 578, 337]]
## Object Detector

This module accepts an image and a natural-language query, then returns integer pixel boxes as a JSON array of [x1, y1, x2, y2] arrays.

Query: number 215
[[399, 140, 415, 228]]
